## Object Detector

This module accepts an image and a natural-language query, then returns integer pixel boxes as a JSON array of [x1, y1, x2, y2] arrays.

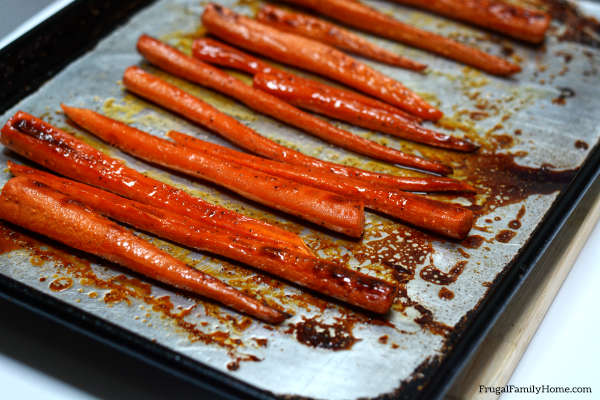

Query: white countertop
[[1, 2, 598, 399]]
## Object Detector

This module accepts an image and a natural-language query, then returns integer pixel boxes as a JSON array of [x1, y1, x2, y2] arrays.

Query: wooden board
[[447, 176, 600, 400]]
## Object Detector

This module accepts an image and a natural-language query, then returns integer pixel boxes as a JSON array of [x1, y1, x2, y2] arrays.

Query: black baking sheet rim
[[0, 1, 599, 399]]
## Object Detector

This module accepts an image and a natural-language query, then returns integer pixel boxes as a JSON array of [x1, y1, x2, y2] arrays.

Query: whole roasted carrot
[[256, 5, 426, 70], [0, 111, 310, 255], [62, 105, 365, 237], [62, 105, 365, 238], [391, 0, 551, 43], [0, 176, 287, 323], [280, 0, 521, 76], [137, 35, 450, 174], [254, 72, 478, 152], [8, 164, 395, 312], [169, 131, 474, 239], [192, 37, 422, 123], [121, 65, 470, 193], [201, 4, 443, 120]]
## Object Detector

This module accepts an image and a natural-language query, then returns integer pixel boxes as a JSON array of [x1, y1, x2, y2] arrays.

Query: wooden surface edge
[[447, 176, 600, 400]]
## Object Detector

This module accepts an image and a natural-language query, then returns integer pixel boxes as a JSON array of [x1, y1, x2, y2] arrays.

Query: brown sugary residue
[[453, 153, 577, 217], [252, 337, 268, 347], [420, 261, 468, 286], [495, 230, 517, 243], [575, 140, 589, 150], [285, 316, 359, 351], [438, 287, 455, 300], [460, 235, 486, 249], [49, 277, 73, 292], [552, 87, 575, 105], [226, 354, 261, 371], [508, 205, 526, 230], [540, 0, 600, 48], [378, 335, 389, 344]]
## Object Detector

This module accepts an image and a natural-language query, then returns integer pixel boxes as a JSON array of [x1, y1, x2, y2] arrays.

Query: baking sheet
[[0, 0, 599, 399]]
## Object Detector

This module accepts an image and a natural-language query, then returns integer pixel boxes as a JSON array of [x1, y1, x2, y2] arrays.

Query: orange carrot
[[391, 0, 551, 43], [62, 104, 365, 238], [168, 131, 474, 239], [8, 163, 396, 313], [0, 111, 310, 255], [253, 72, 478, 152], [256, 5, 426, 70], [280, 0, 522, 76], [136, 35, 450, 174], [201, 4, 443, 120], [192, 37, 422, 124], [0, 176, 287, 323], [121, 64, 469, 192]]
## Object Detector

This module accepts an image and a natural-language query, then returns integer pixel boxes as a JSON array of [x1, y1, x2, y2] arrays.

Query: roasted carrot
[[391, 0, 551, 43], [168, 131, 474, 239], [120, 65, 470, 193], [279, 0, 521, 76], [8, 163, 395, 313], [256, 5, 426, 70], [192, 37, 422, 123], [254, 72, 478, 152], [0, 176, 287, 323], [0, 111, 310, 255], [136, 35, 450, 174], [201, 4, 443, 120], [62, 104, 365, 237]]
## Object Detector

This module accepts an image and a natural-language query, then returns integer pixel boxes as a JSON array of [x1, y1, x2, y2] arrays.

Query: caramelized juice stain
[[495, 230, 516, 243], [420, 261, 468, 285], [49, 277, 73, 292], [285, 316, 359, 351], [508, 205, 526, 229], [438, 287, 454, 300], [575, 140, 589, 150]]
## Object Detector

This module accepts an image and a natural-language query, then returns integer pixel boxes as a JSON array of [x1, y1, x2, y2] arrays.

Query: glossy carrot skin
[[9, 164, 394, 312], [62, 104, 365, 238], [121, 62, 467, 193], [280, 0, 521, 76], [137, 35, 450, 175], [201, 4, 443, 120], [256, 5, 426, 70], [0, 111, 310, 255], [166, 130, 474, 193], [169, 131, 474, 239], [254, 72, 478, 152], [392, 0, 550, 43], [192, 37, 422, 123], [0, 176, 287, 323]]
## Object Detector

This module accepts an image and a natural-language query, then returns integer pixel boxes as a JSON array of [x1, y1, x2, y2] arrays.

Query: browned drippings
[[454, 153, 577, 216], [540, 0, 600, 47], [460, 235, 485, 249], [552, 87, 575, 105], [378, 335, 389, 344], [285, 316, 359, 350], [49, 277, 72, 292], [413, 305, 452, 337], [457, 248, 470, 258], [575, 140, 589, 150], [420, 261, 468, 286], [508, 205, 526, 229], [495, 230, 516, 243], [252, 337, 268, 347], [438, 287, 455, 300], [226, 354, 261, 371]]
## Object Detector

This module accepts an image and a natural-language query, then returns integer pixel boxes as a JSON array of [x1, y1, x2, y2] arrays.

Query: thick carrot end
[[454, 208, 475, 240]]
